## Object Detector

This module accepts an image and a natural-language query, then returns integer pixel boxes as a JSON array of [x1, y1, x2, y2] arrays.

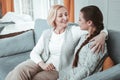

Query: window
[[14, 0, 63, 20]]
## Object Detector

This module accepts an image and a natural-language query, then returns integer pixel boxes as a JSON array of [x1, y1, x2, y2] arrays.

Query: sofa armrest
[[83, 64, 120, 80]]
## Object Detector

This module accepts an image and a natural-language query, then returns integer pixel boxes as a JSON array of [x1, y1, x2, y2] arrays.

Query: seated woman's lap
[[32, 70, 59, 80]]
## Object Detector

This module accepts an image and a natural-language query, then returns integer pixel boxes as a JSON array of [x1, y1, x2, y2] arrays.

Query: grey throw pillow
[[0, 30, 35, 57]]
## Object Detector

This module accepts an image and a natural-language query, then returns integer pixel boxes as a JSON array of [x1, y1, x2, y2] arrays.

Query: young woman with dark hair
[[59, 5, 107, 80]]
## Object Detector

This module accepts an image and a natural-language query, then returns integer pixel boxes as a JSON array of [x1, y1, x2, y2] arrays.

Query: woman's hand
[[38, 61, 56, 71], [90, 32, 106, 53]]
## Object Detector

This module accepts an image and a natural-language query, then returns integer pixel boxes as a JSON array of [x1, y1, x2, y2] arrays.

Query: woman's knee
[[13, 60, 39, 75], [5, 60, 41, 80], [14, 60, 31, 72], [32, 71, 58, 80]]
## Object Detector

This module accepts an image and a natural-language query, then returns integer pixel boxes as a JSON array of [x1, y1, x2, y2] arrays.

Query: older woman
[[5, 5, 108, 80]]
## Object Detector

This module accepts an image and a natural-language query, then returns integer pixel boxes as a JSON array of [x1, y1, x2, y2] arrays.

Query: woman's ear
[[87, 20, 93, 26]]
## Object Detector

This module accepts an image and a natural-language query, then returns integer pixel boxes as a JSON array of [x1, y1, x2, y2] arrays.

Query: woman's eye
[[59, 15, 62, 17], [64, 12, 68, 16]]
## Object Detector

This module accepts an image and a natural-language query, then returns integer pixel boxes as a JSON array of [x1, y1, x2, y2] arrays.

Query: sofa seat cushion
[[0, 51, 30, 80], [0, 30, 35, 57], [83, 64, 120, 80]]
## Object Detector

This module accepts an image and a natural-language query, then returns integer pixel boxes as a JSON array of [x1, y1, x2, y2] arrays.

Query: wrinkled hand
[[90, 32, 106, 53], [38, 62, 56, 71]]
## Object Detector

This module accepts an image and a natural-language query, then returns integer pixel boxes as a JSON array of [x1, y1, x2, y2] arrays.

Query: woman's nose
[[63, 15, 67, 20]]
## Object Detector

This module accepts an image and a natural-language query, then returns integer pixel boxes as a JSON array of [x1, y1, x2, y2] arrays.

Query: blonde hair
[[47, 5, 66, 27]]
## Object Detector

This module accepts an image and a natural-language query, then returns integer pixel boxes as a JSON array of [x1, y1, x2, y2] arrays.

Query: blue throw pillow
[[0, 30, 35, 57]]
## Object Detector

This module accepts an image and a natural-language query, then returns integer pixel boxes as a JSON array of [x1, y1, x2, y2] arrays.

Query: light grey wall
[[75, 0, 120, 31], [14, 0, 21, 14], [107, 0, 120, 31], [75, 0, 88, 23]]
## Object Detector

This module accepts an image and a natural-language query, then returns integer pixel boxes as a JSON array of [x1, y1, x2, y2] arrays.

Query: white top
[[30, 26, 107, 71], [47, 31, 65, 71]]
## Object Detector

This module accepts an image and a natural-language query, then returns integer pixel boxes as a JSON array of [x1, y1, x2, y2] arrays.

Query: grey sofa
[[0, 19, 120, 80], [0, 19, 49, 80]]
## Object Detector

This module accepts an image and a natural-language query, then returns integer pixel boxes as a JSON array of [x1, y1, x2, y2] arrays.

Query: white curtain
[[21, 0, 33, 18], [14, 0, 63, 20], [33, 0, 63, 20], [14, 0, 33, 19]]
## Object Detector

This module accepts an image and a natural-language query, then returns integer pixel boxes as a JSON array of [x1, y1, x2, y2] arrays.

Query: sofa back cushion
[[0, 30, 35, 57], [34, 19, 49, 44], [107, 30, 120, 64]]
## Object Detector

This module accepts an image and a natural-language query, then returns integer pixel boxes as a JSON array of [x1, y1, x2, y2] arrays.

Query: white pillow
[[1, 22, 34, 35], [1, 12, 32, 24]]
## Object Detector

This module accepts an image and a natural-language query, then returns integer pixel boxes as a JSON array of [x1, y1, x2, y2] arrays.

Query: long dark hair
[[72, 5, 104, 67]]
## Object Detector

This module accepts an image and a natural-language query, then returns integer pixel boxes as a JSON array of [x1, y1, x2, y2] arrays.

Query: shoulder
[[78, 34, 87, 41], [87, 41, 107, 55]]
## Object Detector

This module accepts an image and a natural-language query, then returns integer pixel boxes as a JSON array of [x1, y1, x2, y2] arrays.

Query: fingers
[[46, 63, 55, 71], [92, 43, 101, 53], [90, 40, 96, 49], [90, 43, 96, 49], [49, 63, 55, 70], [92, 43, 105, 53], [89, 37, 95, 42], [95, 45, 102, 53], [92, 42, 105, 53], [90, 33, 106, 54], [92, 44, 98, 53], [46, 65, 52, 71]]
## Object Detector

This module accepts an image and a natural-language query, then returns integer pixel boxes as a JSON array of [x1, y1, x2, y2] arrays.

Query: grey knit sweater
[[59, 34, 107, 80]]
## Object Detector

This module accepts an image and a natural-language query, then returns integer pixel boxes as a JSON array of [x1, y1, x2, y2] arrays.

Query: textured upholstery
[[0, 30, 35, 57]]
